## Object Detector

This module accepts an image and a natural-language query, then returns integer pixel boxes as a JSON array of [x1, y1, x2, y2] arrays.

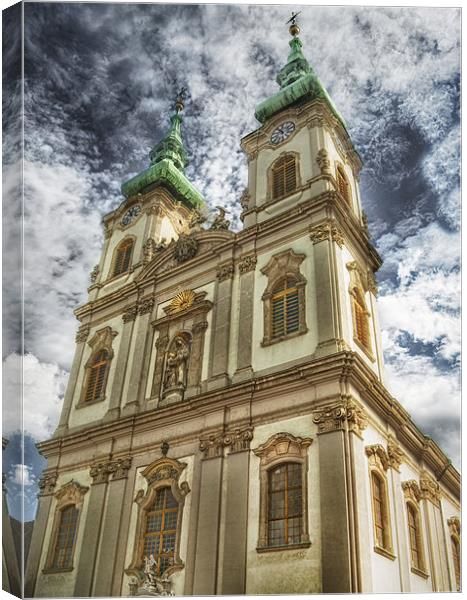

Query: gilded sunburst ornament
[[169, 290, 196, 314]]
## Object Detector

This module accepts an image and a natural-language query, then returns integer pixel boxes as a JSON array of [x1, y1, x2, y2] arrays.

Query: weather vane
[[286, 11, 301, 37]]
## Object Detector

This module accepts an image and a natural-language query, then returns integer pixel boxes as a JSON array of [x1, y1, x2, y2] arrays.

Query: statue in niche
[[163, 334, 190, 393]]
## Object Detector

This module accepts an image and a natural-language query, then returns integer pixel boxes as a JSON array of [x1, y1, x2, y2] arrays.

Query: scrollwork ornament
[[138, 296, 155, 316], [122, 304, 139, 323], [75, 325, 90, 344], [38, 472, 58, 496], [312, 404, 347, 434], [238, 255, 257, 274], [216, 262, 235, 281]]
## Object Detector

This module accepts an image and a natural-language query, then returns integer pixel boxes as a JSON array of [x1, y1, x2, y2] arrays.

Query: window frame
[[261, 249, 307, 347], [253, 432, 312, 553], [77, 326, 117, 408], [346, 261, 374, 360], [336, 164, 352, 207], [43, 481, 88, 574], [448, 517, 461, 591], [125, 457, 190, 583], [110, 236, 135, 279], [366, 445, 395, 560], [405, 500, 427, 577], [268, 152, 301, 202]]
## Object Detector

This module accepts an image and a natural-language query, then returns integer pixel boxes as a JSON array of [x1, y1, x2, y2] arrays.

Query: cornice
[[37, 350, 459, 500]]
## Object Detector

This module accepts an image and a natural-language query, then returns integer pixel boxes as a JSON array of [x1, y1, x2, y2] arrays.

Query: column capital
[[238, 254, 257, 274], [90, 457, 132, 485], [38, 471, 58, 496], [122, 303, 139, 323], [216, 261, 235, 281], [313, 398, 367, 436], [420, 471, 441, 505], [75, 324, 90, 344], [310, 220, 344, 248]]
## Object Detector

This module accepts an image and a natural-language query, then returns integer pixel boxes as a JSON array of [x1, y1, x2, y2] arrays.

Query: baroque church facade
[[25, 22, 460, 597]]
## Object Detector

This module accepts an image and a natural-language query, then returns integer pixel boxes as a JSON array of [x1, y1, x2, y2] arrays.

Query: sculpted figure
[[210, 206, 230, 230], [164, 336, 190, 391]]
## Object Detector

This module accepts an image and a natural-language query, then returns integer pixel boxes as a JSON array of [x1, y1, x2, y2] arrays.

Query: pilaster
[[24, 471, 58, 597], [233, 255, 256, 382], [92, 458, 132, 596], [54, 325, 89, 435]]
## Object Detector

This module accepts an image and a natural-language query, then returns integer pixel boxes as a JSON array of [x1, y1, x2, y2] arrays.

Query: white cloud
[[9, 464, 37, 487], [3, 352, 68, 441]]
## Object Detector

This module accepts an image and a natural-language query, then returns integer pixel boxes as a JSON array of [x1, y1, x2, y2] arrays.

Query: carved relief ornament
[[310, 222, 344, 248], [419, 471, 441, 505], [216, 261, 235, 281], [238, 254, 257, 274], [75, 325, 90, 344], [173, 234, 198, 263], [402, 480, 422, 504], [448, 516, 460, 537], [38, 471, 58, 496], [316, 148, 331, 175], [365, 445, 390, 472], [312, 399, 367, 437], [199, 426, 254, 459], [387, 435, 404, 471], [122, 304, 139, 323], [54, 480, 89, 508], [90, 457, 132, 485]]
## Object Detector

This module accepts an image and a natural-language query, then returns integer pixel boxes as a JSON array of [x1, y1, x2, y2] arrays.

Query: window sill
[[411, 566, 429, 579], [373, 545, 396, 561], [42, 566, 74, 575], [353, 337, 375, 362], [256, 541, 311, 554], [75, 397, 106, 409], [261, 328, 308, 347]]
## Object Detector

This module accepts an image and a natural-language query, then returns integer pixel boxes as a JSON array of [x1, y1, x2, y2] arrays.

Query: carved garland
[[125, 457, 190, 582]]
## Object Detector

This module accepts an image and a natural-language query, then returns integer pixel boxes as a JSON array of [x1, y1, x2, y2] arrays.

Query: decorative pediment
[[402, 480, 422, 504], [253, 432, 312, 468], [261, 249, 306, 296], [141, 456, 187, 489], [365, 444, 390, 472], [135, 229, 234, 283], [54, 480, 89, 508], [87, 326, 118, 353]]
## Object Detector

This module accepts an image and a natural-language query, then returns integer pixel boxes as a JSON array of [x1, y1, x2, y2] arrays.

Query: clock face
[[121, 204, 141, 226], [270, 121, 295, 145]]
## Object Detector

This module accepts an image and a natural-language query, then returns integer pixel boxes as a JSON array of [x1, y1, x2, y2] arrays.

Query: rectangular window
[[52, 506, 79, 569], [267, 463, 302, 547]]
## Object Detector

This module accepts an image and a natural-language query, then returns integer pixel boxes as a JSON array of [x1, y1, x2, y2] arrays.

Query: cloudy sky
[[2, 2, 460, 520]]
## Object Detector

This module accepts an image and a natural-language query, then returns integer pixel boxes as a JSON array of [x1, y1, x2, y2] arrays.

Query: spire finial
[[175, 87, 187, 113], [286, 11, 301, 37]]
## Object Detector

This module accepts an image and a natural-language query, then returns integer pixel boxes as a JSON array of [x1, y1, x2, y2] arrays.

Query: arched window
[[271, 155, 297, 200], [51, 505, 79, 569], [267, 462, 302, 547], [451, 535, 460, 591], [271, 278, 300, 339], [112, 238, 134, 277], [407, 503, 424, 571], [352, 289, 371, 351], [143, 487, 179, 575], [371, 471, 391, 551], [254, 432, 312, 551], [261, 249, 307, 346], [84, 349, 110, 403], [336, 165, 351, 206]]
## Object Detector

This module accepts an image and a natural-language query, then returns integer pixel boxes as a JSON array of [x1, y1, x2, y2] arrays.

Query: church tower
[[26, 18, 460, 599]]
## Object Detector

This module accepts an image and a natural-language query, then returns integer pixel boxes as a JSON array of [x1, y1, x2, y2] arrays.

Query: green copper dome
[[255, 33, 347, 130], [121, 100, 204, 208]]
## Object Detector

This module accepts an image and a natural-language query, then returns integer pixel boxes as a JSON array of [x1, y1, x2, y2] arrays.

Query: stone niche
[[150, 290, 212, 406]]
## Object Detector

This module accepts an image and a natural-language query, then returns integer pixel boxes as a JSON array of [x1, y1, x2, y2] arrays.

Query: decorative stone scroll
[[90, 457, 132, 485], [419, 471, 441, 505], [216, 261, 235, 281], [54, 480, 89, 508], [89, 264, 99, 283], [310, 221, 344, 248], [122, 304, 139, 323], [365, 445, 390, 472], [38, 471, 58, 496], [448, 516, 460, 537], [387, 435, 404, 471], [126, 457, 189, 582], [312, 398, 367, 437], [402, 480, 422, 504], [75, 325, 90, 344], [316, 148, 331, 175], [238, 254, 257, 274], [138, 295, 155, 316], [199, 426, 254, 459]]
